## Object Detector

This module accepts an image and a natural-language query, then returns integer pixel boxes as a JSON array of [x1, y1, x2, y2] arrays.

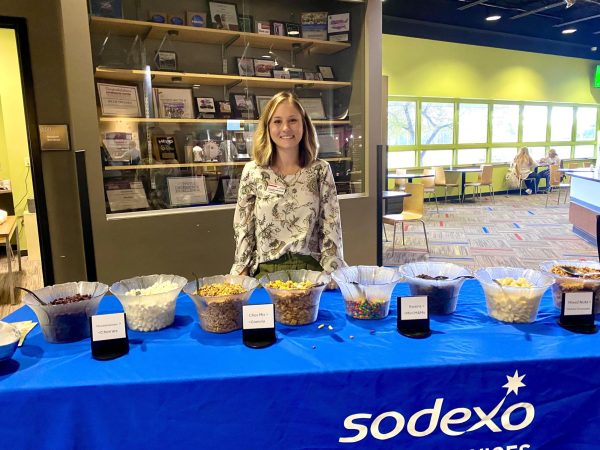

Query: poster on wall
[[167, 176, 209, 206]]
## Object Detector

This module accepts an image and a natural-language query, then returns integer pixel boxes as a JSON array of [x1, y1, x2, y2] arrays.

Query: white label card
[[400, 296, 428, 321], [266, 183, 286, 196], [243, 304, 275, 330], [564, 292, 594, 316], [91, 313, 127, 341]]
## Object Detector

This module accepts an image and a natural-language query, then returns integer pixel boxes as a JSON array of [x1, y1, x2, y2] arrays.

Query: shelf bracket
[[293, 42, 313, 56], [224, 34, 240, 50], [221, 35, 241, 75], [155, 29, 179, 57]]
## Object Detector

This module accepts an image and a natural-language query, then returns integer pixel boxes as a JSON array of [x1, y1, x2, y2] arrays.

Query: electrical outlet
[[24, 157, 30, 167]]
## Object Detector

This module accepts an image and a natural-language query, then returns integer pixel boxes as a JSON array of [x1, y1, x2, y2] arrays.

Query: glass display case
[[88, 0, 366, 217]]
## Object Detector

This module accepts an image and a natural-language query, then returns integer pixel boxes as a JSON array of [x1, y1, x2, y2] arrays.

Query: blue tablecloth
[[1, 280, 600, 450]]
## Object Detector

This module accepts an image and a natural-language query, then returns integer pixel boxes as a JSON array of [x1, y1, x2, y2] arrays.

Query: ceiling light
[[486, 14, 501, 21], [562, 28, 577, 34], [565, 0, 576, 8]]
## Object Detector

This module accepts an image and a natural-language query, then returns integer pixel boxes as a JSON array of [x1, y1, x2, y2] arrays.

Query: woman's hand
[[326, 279, 338, 290], [240, 268, 250, 276]]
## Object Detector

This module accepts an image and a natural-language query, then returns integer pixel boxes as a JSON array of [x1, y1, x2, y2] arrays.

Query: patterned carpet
[[383, 191, 599, 270]]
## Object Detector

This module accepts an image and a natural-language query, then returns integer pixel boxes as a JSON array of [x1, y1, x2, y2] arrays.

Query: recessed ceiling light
[[562, 28, 577, 34], [486, 15, 501, 21]]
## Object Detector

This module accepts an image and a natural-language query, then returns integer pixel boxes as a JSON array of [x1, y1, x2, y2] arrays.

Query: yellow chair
[[545, 164, 571, 206], [383, 183, 429, 254], [422, 168, 438, 213], [394, 168, 406, 191], [463, 165, 494, 203], [433, 167, 458, 202]]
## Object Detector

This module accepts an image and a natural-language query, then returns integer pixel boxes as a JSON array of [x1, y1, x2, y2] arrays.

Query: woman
[[512, 147, 539, 194], [230, 91, 346, 279], [537, 148, 561, 193]]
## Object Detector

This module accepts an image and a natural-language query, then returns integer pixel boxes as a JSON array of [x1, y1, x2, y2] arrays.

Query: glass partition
[[89, 0, 366, 216]]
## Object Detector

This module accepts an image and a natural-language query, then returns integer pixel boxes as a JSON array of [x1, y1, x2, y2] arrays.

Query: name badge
[[243, 304, 276, 348], [398, 296, 431, 339], [90, 313, 129, 360], [266, 183, 286, 196]]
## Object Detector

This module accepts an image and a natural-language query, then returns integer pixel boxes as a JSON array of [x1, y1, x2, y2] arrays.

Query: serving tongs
[[558, 266, 600, 278]]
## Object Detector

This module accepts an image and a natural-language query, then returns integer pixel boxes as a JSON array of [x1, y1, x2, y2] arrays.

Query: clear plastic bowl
[[332, 266, 402, 320], [539, 260, 600, 313], [183, 275, 260, 333], [475, 267, 554, 323], [259, 270, 330, 326], [110, 274, 187, 332], [400, 262, 472, 315], [0, 322, 20, 361], [23, 282, 109, 343]]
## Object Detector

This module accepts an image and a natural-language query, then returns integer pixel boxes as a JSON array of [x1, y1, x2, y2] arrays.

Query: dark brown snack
[[416, 274, 449, 281], [50, 294, 91, 305]]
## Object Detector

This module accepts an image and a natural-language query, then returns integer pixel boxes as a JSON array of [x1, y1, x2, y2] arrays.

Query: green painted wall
[[383, 34, 600, 103], [0, 28, 34, 249]]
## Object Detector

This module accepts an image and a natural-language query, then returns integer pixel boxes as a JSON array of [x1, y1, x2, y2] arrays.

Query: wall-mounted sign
[[39, 125, 70, 151]]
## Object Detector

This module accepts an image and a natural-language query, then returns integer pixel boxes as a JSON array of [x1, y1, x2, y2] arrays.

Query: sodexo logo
[[339, 370, 534, 444]]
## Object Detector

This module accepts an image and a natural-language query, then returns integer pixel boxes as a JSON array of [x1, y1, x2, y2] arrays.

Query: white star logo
[[503, 370, 526, 396]]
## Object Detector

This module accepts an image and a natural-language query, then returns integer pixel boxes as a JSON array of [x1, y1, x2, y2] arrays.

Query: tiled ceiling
[[383, 0, 600, 58]]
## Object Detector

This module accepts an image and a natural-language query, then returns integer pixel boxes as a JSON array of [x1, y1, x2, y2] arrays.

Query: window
[[458, 103, 488, 144], [492, 104, 519, 143], [388, 101, 416, 145], [552, 146, 572, 160], [522, 105, 548, 142], [574, 144, 595, 158], [420, 149, 453, 167], [527, 146, 546, 161], [491, 147, 518, 164], [388, 151, 415, 169], [457, 148, 486, 165], [421, 102, 454, 145], [576, 107, 597, 141], [550, 106, 573, 142]]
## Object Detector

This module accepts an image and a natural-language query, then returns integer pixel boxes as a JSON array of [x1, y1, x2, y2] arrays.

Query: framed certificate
[[299, 97, 326, 120], [208, 1, 239, 30], [152, 87, 194, 119], [167, 176, 209, 206], [97, 83, 141, 117], [105, 181, 149, 212]]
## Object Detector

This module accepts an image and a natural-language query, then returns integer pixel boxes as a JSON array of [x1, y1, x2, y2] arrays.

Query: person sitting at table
[[537, 148, 561, 193], [230, 91, 346, 279], [512, 147, 539, 194]]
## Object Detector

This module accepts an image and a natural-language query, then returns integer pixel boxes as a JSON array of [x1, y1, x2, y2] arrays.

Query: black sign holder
[[397, 296, 431, 339], [90, 313, 130, 360], [242, 304, 276, 349], [558, 292, 597, 334]]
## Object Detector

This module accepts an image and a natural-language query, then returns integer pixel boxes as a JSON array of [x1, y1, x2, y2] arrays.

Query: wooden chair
[[422, 168, 438, 213], [394, 168, 406, 191], [545, 164, 571, 206], [463, 164, 494, 203], [383, 183, 429, 254], [433, 167, 458, 202]]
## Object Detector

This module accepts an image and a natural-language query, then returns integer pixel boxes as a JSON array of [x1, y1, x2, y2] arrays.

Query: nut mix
[[265, 281, 319, 326], [548, 265, 600, 312], [196, 283, 248, 333]]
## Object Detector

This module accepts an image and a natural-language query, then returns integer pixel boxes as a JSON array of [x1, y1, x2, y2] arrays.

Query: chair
[[394, 168, 406, 191], [462, 165, 494, 203], [422, 168, 438, 213], [545, 164, 571, 206], [382, 183, 429, 254], [433, 167, 458, 202]]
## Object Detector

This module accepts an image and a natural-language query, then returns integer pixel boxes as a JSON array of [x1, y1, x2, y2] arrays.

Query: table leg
[[16, 223, 21, 271], [6, 239, 14, 305]]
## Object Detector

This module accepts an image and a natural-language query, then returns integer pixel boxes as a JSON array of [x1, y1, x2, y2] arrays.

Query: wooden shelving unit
[[95, 67, 351, 90], [99, 117, 351, 125], [104, 157, 352, 171], [89, 16, 351, 55]]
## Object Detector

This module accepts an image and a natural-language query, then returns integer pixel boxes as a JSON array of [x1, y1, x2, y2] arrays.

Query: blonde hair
[[252, 91, 319, 167], [515, 146, 535, 167], [548, 148, 558, 158]]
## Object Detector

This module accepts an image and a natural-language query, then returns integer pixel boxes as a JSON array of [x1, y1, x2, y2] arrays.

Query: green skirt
[[254, 253, 323, 281]]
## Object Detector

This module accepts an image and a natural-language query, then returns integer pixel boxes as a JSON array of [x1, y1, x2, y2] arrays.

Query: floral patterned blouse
[[231, 159, 346, 276]]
